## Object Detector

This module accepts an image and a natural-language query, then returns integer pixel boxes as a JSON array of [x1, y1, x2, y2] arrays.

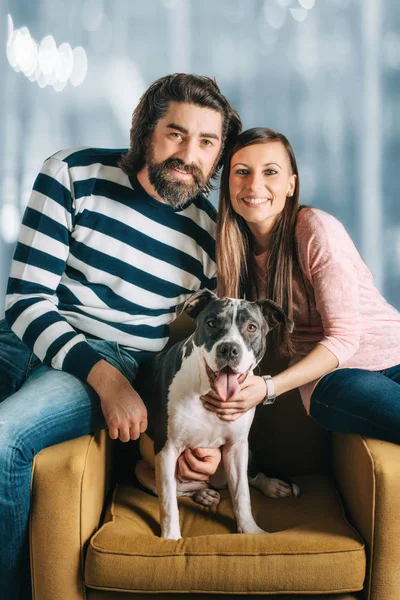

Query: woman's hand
[[201, 375, 267, 421], [177, 447, 222, 482]]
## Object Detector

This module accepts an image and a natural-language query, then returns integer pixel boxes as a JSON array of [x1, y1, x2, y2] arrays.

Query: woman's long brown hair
[[217, 128, 304, 358]]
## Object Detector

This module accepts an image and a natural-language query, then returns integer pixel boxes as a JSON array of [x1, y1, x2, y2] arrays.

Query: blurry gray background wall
[[1, 0, 399, 316]]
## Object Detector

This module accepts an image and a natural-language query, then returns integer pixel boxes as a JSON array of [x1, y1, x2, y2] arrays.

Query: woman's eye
[[235, 169, 249, 175], [265, 169, 277, 175], [247, 323, 258, 332], [206, 319, 216, 328]]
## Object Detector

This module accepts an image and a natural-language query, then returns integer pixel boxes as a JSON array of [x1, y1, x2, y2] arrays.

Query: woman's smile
[[240, 196, 271, 206]]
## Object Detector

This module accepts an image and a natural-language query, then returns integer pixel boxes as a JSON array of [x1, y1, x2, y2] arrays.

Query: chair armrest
[[30, 429, 113, 600], [332, 433, 400, 600]]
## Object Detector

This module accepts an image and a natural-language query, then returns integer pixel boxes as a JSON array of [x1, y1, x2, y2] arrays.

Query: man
[[0, 73, 242, 599]]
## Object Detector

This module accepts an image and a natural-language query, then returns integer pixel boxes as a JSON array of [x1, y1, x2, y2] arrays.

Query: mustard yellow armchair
[[29, 316, 400, 600]]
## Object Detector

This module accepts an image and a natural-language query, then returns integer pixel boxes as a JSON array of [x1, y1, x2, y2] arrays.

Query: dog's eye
[[247, 323, 258, 332], [206, 319, 216, 328]]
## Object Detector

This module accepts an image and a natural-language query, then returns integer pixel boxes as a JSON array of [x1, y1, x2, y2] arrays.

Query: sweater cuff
[[62, 341, 103, 382]]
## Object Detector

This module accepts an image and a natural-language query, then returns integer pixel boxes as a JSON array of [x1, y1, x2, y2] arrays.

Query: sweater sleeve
[[5, 156, 103, 381], [296, 209, 362, 366]]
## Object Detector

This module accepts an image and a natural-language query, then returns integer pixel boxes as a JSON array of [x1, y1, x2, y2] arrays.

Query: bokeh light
[[298, 0, 316, 9], [290, 8, 308, 21], [0, 204, 20, 245], [6, 17, 88, 91]]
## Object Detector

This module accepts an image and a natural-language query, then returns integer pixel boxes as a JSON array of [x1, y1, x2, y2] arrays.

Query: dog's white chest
[[166, 352, 254, 452]]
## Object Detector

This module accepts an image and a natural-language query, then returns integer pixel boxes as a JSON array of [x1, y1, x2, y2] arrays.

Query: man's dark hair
[[119, 73, 242, 183]]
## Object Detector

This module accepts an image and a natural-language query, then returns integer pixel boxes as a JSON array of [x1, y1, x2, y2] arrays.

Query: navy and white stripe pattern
[[5, 148, 217, 381]]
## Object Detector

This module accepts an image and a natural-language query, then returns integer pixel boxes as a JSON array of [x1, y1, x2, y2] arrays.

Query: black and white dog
[[134, 290, 299, 540]]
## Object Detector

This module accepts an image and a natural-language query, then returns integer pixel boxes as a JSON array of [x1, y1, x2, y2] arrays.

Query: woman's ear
[[287, 173, 297, 197]]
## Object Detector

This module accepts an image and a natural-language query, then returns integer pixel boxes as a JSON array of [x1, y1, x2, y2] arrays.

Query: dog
[[134, 289, 299, 540]]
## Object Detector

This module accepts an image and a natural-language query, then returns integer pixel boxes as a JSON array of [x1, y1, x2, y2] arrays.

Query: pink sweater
[[254, 207, 400, 413]]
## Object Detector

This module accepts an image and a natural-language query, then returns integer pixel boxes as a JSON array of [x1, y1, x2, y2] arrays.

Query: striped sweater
[[5, 148, 217, 382]]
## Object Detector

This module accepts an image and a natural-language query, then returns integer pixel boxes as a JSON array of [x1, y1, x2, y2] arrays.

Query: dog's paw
[[249, 473, 300, 499], [161, 529, 182, 540], [193, 488, 221, 507], [238, 522, 267, 535]]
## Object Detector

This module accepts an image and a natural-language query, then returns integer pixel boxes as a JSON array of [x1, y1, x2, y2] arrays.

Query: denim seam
[[24, 353, 40, 381], [10, 432, 29, 562], [115, 343, 132, 380]]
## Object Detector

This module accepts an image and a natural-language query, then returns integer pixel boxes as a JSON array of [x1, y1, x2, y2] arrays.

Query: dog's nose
[[216, 342, 242, 361]]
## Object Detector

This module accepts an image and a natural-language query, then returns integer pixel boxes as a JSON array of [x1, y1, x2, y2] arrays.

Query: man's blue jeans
[[310, 364, 400, 444], [0, 319, 139, 600]]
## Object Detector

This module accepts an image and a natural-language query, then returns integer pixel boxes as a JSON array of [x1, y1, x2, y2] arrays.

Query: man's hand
[[87, 359, 147, 442], [177, 447, 222, 482], [200, 375, 266, 421]]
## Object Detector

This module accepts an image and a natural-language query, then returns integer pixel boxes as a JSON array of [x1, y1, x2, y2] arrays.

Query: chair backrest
[[169, 313, 331, 476]]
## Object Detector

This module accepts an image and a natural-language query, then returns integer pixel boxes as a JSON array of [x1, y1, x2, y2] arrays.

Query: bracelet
[[261, 375, 276, 405]]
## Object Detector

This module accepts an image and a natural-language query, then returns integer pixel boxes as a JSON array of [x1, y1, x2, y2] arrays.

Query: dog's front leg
[[155, 444, 181, 539], [223, 441, 266, 534]]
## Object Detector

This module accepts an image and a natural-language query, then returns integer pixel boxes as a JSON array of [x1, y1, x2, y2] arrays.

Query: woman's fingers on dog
[[200, 394, 222, 406], [218, 412, 242, 421], [201, 396, 244, 409], [203, 401, 238, 413]]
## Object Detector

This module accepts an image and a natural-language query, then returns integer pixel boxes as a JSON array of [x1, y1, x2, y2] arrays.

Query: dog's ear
[[256, 299, 294, 332], [177, 289, 219, 319]]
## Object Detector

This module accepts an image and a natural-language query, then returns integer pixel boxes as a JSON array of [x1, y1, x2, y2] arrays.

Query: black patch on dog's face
[[193, 299, 235, 352], [235, 301, 269, 364]]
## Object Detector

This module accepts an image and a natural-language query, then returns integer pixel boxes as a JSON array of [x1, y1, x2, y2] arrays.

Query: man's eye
[[170, 132, 182, 139], [247, 323, 258, 332], [202, 139, 213, 147], [206, 319, 216, 328]]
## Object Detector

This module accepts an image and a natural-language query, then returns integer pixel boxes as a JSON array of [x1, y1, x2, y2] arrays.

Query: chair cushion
[[85, 475, 365, 595]]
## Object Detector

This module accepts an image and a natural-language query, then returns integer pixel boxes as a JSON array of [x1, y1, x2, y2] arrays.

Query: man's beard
[[145, 144, 213, 208]]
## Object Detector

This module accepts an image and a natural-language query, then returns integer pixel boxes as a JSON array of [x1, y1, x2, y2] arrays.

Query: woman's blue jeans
[[310, 364, 400, 444], [0, 319, 139, 600]]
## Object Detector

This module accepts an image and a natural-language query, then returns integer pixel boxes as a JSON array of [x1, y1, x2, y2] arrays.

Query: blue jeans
[[0, 319, 139, 600], [310, 364, 400, 444]]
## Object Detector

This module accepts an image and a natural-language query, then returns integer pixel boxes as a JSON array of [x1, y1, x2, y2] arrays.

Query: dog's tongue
[[214, 366, 240, 401]]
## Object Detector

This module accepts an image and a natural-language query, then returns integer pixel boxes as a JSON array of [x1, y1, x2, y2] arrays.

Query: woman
[[201, 127, 400, 444]]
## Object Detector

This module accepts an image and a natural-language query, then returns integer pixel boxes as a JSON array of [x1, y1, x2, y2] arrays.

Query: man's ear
[[177, 289, 219, 320], [256, 299, 294, 332]]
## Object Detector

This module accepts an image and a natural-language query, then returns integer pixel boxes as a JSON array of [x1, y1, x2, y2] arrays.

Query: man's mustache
[[162, 158, 204, 184]]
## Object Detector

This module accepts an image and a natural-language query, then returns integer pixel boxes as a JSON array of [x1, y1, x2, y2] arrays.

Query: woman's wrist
[[270, 374, 286, 397]]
